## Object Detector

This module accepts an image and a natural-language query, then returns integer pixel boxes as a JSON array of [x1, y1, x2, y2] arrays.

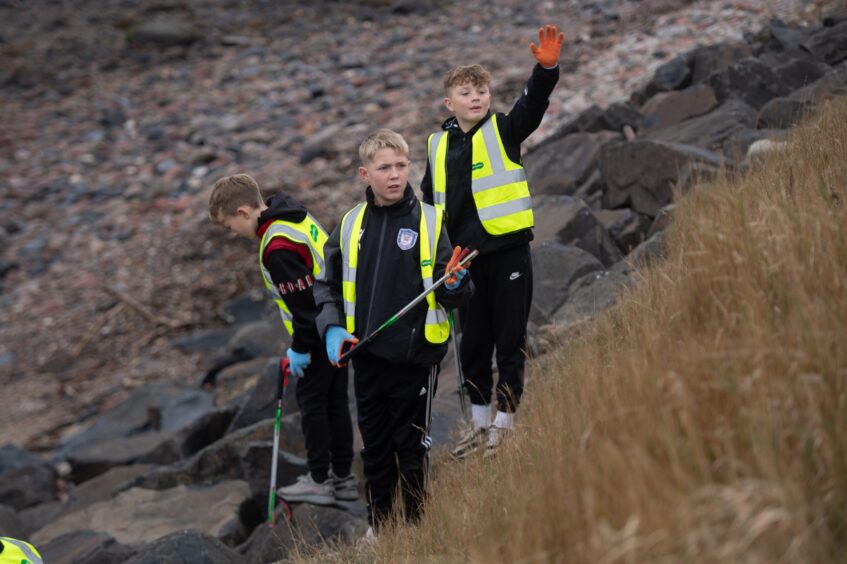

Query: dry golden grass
[[298, 98, 847, 563]]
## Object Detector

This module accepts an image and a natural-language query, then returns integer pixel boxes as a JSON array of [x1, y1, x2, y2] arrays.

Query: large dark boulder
[[126, 531, 242, 564], [600, 140, 725, 216], [531, 195, 622, 267], [60, 384, 218, 483], [594, 208, 653, 253], [530, 242, 604, 325], [32, 480, 251, 547], [0, 504, 25, 538], [291, 504, 368, 546], [645, 99, 757, 156], [551, 271, 634, 327], [0, 444, 57, 511], [238, 517, 297, 563], [227, 357, 300, 433], [689, 42, 753, 85], [801, 20, 847, 65], [707, 57, 794, 109], [524, 131, 620, 195], [639, 83, 718, 134], [643, 54, 692, 98], [39, 530, 136, 564], [20, 464, 155, 537]]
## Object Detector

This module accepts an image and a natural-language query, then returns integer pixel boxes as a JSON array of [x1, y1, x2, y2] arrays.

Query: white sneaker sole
[[277, 492, 335, 505]]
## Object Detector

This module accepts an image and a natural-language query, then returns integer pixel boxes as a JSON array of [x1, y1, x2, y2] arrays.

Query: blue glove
[[286, 347, 311, 378], [445, 267, 467, 290], [325, 325, 358, 366]]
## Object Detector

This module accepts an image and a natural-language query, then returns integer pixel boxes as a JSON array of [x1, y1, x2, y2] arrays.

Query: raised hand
[[530, 24, 565, 68]]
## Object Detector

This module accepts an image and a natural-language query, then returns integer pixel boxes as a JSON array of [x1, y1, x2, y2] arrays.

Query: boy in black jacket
[[313, 130, 473, 530], [421, 25, 564, 458], [209, 174, 356, 507]]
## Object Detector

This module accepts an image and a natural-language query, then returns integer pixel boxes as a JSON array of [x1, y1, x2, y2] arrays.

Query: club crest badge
[[396, 228, 418, 250]]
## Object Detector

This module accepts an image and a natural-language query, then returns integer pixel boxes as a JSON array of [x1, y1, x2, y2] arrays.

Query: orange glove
[[530, 24, 565, 68], [445, 246, 472, 288]]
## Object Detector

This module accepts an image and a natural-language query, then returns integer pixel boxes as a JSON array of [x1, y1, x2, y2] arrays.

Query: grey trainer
[[451, 424, 487, 459], [483, 426, 511, 459], [277, 473, 335, 505], [330, 470, 360, 501]]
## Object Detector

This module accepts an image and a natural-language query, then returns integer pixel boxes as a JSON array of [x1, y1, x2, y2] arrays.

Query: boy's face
[[444, 81, 491, 130], [217, 206, 260, 239], [359, 148, 409, 207]]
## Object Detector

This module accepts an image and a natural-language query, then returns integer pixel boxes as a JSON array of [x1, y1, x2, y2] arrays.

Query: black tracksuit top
[[421, 63, 560, 256], [314, 184, 473, 366]]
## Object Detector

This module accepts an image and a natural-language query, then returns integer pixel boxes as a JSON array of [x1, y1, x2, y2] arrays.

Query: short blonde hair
[[444, 64, 491, 92], [208, 174, 263, 221], [358, 129, 410, 164]]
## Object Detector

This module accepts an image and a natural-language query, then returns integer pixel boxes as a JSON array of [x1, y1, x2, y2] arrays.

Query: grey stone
[[757, 97, 814, 129], [226, 320, 288, 359], [241, 441, 308, 499], [645, 99, 757, 156], [600, 140, 725, 216], [615, 231, 669, 275], [690, 42, 754, 85], [645, 54, 692, 97], [530, 242, 604, 325], [707, 57, 794, 109], [524, 131, 620, 195], [722, 129, 789, 163], [126, 531, 241, 564], [227, 357, 300, 433], [238, 516, 297, 562], [552, 271, 634, 327], [292, 504, 368, 546], [531, 195, 623, 266], [639, 83, 718, 133], [594, 208, 652, 253], [0, 444, 57, 511], [128, 18, 200, 47], [0, 503, 25, 538], [39, 530, 136, 564], [801, 20, 847, 65], [32, 480, 251, 547], [61, 384, 216, 482]]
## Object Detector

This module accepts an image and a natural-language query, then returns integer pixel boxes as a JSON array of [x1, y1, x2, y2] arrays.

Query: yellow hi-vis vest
[[0, 537, 43, 564], [259, 215, 328, 336], [338, 201, 449, 344], [427, 114, 534, 236]]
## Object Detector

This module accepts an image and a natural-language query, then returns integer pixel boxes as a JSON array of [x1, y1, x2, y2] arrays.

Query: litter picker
[[337, 249, 478, 365], [449, 310, 470, 422], [268, 357, 293, 525]]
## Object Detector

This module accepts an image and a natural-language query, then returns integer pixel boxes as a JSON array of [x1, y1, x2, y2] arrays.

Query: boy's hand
[[445, 246, 472, 289], [325, 325, 358, 367], [286, 348, 311, 378], [530, 24, 565, 68]]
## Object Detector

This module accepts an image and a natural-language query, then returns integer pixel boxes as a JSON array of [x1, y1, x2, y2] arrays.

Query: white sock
[[471, 404, 491, 430], [493, 410, 514, 430]]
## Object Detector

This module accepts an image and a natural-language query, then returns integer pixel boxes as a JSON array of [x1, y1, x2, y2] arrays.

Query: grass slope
[[299, 98, 847, 563]]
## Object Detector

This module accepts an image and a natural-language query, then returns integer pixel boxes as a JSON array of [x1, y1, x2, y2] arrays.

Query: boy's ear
[[358, 166, 370, 183], [443, 96, 453, 112], [236, 205, 252, 218]]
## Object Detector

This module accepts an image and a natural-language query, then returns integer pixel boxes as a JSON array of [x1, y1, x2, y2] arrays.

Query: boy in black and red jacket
[[209, 174, 356, 506]]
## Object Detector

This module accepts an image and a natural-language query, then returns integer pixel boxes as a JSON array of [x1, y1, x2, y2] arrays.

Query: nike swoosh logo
[[509, 272, 522, 281]]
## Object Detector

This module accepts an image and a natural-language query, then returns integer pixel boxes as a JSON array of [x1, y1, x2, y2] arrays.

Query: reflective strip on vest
[[340, 202, 449, 344], [427, 131, 448, 208], [258, 214, 328, 336], [0, 537, 43, 564], [428, 115, 534, 236], [340, 203, 366, 334]]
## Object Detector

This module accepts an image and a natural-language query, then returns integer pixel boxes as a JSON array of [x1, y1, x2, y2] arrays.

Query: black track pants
[[459, 243, 532, 413], [353, 353, 437, 528], [295, 347, 354, 483]]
